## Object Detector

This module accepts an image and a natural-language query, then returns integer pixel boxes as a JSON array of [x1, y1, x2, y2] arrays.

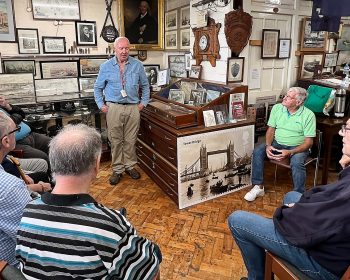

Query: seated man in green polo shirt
[[245, 87, 316, 202]]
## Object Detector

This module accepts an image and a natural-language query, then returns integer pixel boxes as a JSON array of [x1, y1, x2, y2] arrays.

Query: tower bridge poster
[[177, 125, 254, 209]]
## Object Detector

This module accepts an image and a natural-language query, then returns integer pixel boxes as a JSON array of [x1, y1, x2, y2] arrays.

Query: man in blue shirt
[[94, 37, 150, 185]]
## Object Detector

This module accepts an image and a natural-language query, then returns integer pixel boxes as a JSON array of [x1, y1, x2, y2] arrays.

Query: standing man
[[244, 87, 316, 201], [94, 37, 150, 185]]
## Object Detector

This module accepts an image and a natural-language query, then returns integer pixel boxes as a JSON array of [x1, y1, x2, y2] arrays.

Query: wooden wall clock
[[192, 18, 221, 67]]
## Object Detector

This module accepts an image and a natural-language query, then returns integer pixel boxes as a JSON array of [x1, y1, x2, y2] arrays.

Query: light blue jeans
[[228, 191, 339, 280], [251, 141, 309, 193]]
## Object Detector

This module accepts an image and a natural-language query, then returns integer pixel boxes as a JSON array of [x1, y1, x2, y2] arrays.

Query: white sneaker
[[244, 185, 265, 202]]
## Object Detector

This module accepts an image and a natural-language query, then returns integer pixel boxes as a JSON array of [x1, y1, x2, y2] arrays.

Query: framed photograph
[[40, 61, 78, 79], [324, 52, 338, 68], [227, 57, 244, 83], [121, 0, 164, 50], [206, 89, 221, 103], [203, 110, 216, 127], [180, 6, 190, 28], [190, 89, 206, 105], [42, 36, 66, 54], [337, 51, 350, 66], [144, 64, 160, 86], [165, 31, 177, 50], [168, 55, 187, 78], [261, 29, 280, 58], [2, 60, 36, 75], [180, 29, 190, 50], [35, 78, 79, 103], [31, 0, 80, 20], [278, 38, 291, 58], [337, 24, 350, 51], [79, 77, 97, 97], [157, 69, 170, 86], [79, 58, 107, 76], [16, 28, 40, 54], [165, 9, 177, 31], [0, 0, 16, 42], [299, 53, 324, 79], [168, 89, 185, 103], [184, 53, 191, 71], [215, 110, 227, 125], [0, 73, 35, 105], [189, 65, 202, 79], [75, 21, 97, 46], [300, 17, 327, 52]]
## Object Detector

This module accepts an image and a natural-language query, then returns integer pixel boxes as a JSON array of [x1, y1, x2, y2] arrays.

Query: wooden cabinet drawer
[[141, 118, 177, 146]]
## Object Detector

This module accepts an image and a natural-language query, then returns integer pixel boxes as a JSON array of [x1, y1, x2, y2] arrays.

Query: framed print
[[278, 38, 291, 58], [165, 9, 177, 31], [42, 36, 66, 54], [180, 6, 190, 28], [227, 57, 244, 83], [324, 52, 338, 68], [144, 64, 160, 86], [75, 21, 97, 46], [17, 28, 40, 54], [261, 29, 280, 58], [189, 65, 202, 79], [337, 51, 350, 66], [40, 61, 78, 79], [300, 18, 327, 52], [0, 0, 16, 42], [203, 110, 216, 127], [168, 89, 185, 103], [190, 89, 206, 105], [180, 29, 190, 50], [165, 31, 177, 50], [337, 24, 350, 51], [35, 78, 79, 103], [79, 77, 97, 97], [184, 52, 191, 71], [79, 58, 107, 76], [168, 55, 187, 78], [31, 0, 80, 20], [120, 0, 164, 50], [299, 53, 324, 79], [157, 69, 170, 86], [2, 60, 36, 75], [0, 73, 35, 105]]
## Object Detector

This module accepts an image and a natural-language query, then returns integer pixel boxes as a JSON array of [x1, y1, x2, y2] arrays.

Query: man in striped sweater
[[15, 124, 161, 280]]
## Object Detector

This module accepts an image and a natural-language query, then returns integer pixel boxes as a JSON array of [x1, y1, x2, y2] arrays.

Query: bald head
[[0, 111, 13, 138], [114, 37, 130, 63]]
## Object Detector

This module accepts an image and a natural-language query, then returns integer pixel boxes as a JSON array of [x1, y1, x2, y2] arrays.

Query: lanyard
[[119, 67, 125, 89]]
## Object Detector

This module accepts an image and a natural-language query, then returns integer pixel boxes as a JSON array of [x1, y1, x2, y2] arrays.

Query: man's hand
[[24, 175, 34, 185], [138, 104, 144, 111], [0, 96, 11, 110], [266, 146, 290, 161], [101, 104, 109, 114]]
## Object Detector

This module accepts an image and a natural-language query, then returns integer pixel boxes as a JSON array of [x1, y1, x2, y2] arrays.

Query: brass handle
[[164, 136, 171, 141], [152, 162, 155, 169], [151, 142, 155, 147], [152, 154, 156, 160], [168, 146, 174, 151], [168, 156, 175, 160], [148, 125, 152, 130]]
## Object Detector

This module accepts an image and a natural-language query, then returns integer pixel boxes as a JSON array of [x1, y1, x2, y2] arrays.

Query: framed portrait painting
[[261, 29, 280, 58], [300, 18, 327, 52], [0, 0, 16, 42], [227, 57, 244, 83], [75, 21, 97, 46], [17, 28, 40, 54], [119, 0, 164, 50], [299, 53, 324, 79]]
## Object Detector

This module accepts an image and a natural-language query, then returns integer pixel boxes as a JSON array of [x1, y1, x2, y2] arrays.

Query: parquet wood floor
[[89, 161, 338, 280]]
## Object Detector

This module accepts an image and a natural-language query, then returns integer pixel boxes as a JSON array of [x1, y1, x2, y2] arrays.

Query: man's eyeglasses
[[0, 126, 21, 141], [283, 94, 295, 100], [341, 125, 350, 134]]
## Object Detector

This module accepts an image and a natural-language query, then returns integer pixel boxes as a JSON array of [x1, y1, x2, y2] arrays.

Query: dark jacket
[[127, 13, 158, 44], [1, 104, 25, 124], [274, 166, 350, 277]]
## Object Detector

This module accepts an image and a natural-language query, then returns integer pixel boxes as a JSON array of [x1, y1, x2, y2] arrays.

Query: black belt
[[107, 101, 136, 105]]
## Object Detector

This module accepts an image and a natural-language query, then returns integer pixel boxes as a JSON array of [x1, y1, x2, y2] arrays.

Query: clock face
[[199, 35, 208, 51]]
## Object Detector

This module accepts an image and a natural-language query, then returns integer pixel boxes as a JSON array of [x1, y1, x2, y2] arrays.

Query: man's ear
[[1, 136, 10, 149], [94, 155, 101, 175]]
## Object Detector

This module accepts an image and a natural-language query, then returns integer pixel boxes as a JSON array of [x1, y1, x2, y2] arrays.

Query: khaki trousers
[[106, 103, 140, 174]]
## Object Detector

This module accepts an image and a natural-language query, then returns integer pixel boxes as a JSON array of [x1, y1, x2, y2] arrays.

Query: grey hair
[[290, 87, 307, 104], [114, 36, 130, 48], [0, 111, 12, 138], [49, 124, 102, 176]]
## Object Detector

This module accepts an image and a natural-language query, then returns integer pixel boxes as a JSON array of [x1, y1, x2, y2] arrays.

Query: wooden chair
[[269, 130, 322, 189], [0, 261, 26, 280], [264, 251, 350, 280]]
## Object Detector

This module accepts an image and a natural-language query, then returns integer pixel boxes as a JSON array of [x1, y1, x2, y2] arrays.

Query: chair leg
[[313, 159, 320, 188]]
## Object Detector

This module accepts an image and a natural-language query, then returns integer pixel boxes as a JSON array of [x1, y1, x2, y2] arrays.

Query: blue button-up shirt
[[94, 56, 150, 108]]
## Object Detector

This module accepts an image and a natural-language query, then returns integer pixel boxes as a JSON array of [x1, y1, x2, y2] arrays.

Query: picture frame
[[2, 60, 36, 75], [299, 53, 324, 79], [337, 51, 350, 66], [180, 29, 190, 50], [35, 78, 80, 103], [189, 65, 202, 79], [31, 0, 81, 20], [165, 31, 177, 50], [143, 64, 160, 86], [180, 6, 190, 28], [75, 21, 97, 46], [165, 9, 177, 31], [79, 58, 107, 76], [0, 73, 36, 105], [184, 52, 191, 71], [120, 0, 164, 50], [42, 36, 66, 54], [261, 29, 280, 58], [190, 89, 206, 106], [0, 0, 16, 42], [203, 110, 217, 127], [337, 24, 350, 51], [79, 77, 97, 97], [278, 38, 291, 58], [40, 61, 78, 79], [300, 17, 327, 52], [227, 57, 244, 83], [168, 89, 185, 104], [168, 55, 187, 78], [17, 28, 40, 54], [157, 69, 170, 86], [324, 52, 338, 68]]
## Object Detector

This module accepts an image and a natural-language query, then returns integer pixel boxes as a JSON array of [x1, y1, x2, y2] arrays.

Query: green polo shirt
[[267, 103, 316, 146]]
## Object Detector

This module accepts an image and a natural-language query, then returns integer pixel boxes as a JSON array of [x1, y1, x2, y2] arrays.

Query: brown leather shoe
[[125, 168, 140, 179], [109, 172, 122, 185]]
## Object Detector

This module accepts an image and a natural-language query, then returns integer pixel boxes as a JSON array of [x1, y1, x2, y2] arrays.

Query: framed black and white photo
[[157, 69, 170, 86], [0, 0, 16, 42], [300, 17, 327, 52], [2, 60, 36, 75], [184, 53, 191, 71], [75, 21, 97, 46], [168, 89, 185, 103], [0, 73, 35, 105], [79, 77, 97, 97], [299, 53, 324, 79], [40, 61, 78, 79], [168, 55, 187, 78], [31, 0, 80, 20], [35, 78, 80, 103], [180, 29, 190, 50], [337, 51, 350, 66], [189, 65, 202, 79], [278, 38, 291, 58], [17, 28, 40, 54], [42, 36, 66, 54], [79, 58, 107, 76], [144, 64, 160, 86], [165, 31, 177, 50], [227, 57, 244, 83], [337, 24, 350, 51], [261, 29, 280, 58], [203, 110, 216, 127], [190, 88, 206, 105], [165, 9, 177, 31], [324, 52, 338, 68], [180, 6, 190, 28]]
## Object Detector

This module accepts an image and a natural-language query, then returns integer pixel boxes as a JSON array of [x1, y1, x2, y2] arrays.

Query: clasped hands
[[266, 145, 291, 161]]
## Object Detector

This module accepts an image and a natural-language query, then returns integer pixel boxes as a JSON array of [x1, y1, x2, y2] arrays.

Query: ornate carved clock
[[192, 18, 221, 67]]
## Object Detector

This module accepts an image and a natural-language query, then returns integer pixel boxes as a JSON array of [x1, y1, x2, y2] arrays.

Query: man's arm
[[94, 65, 108, 113], [0, 97, 25, 124]]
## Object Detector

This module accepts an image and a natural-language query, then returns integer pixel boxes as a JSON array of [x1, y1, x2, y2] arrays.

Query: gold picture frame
[[300, 18, 327, 52]]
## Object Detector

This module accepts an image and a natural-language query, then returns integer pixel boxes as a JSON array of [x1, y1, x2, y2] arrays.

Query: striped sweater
[[15, 193, 161, 280]]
